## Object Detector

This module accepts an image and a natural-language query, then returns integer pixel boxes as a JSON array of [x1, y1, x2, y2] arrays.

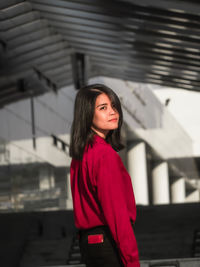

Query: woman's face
[[91, 93, 119, 139]]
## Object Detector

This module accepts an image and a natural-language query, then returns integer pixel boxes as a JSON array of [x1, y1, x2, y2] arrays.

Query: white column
[[66, 172, 73, 209], [171, 177, 186, 203], [127, 142, 149, 205], [152, 162, 170, 205]]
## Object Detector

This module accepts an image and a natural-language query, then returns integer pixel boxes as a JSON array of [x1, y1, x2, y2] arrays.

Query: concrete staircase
[[193, 230, 200, 257], [0, 203, 200, 267], [67, 233, 82, 266]]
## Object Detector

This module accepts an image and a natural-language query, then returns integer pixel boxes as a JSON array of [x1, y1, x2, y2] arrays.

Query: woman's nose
[[110, 107, 116, 114]]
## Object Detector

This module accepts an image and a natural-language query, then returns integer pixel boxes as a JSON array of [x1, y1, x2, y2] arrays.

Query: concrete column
[[152, 161, 170, 205], [171, 177, 186, 203], [127, 141, 149, 205], [66, 172, 73, 209]]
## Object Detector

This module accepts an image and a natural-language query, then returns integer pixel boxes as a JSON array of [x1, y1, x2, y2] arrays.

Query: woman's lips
[[109, 118, 118, 122]]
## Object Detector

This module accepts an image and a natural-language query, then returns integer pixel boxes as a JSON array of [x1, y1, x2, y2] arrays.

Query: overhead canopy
[[1, 0, 200, 107]]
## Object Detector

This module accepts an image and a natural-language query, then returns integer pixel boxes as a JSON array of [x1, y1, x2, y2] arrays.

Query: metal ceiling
[[1, 0, 200, 107]]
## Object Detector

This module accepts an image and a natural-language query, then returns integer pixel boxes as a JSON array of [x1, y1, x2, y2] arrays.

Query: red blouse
[[70, 135, 140, 267]]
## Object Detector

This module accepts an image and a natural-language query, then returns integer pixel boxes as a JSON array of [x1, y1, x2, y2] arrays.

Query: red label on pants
[[88, 234, 104, 244]]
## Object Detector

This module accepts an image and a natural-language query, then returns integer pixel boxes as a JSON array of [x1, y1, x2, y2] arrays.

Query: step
[[69, 252, 81, 259], [71, 246, 80, 252], [67, 260, 82, 265]]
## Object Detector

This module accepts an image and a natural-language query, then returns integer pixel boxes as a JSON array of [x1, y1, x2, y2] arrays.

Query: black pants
[[79, 225, 124, 267]]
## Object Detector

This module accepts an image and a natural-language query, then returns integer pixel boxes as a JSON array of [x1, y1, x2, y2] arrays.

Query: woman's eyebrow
[[96, 103, 108, 108]]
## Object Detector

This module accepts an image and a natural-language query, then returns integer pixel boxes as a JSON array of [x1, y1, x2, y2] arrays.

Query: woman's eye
[[100, 106, 106, 110]]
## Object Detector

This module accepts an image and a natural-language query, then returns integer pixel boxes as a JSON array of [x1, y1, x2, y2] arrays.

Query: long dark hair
[[69, 84, 124, 160]]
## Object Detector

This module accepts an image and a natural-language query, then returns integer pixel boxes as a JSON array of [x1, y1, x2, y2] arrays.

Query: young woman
[[69, 84, 140, 267]]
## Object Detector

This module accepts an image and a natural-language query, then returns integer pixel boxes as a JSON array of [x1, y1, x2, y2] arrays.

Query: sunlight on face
[[91, 93, 119, 139]]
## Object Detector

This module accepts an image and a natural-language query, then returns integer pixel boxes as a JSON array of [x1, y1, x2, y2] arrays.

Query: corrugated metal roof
[[1, 0, 200, 107]]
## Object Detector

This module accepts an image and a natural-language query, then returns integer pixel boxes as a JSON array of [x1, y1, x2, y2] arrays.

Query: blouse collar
[[93, 134, 106, 144]]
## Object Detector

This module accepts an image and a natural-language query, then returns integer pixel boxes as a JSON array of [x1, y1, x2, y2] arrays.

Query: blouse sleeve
[[96, 148, 140, 267]]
